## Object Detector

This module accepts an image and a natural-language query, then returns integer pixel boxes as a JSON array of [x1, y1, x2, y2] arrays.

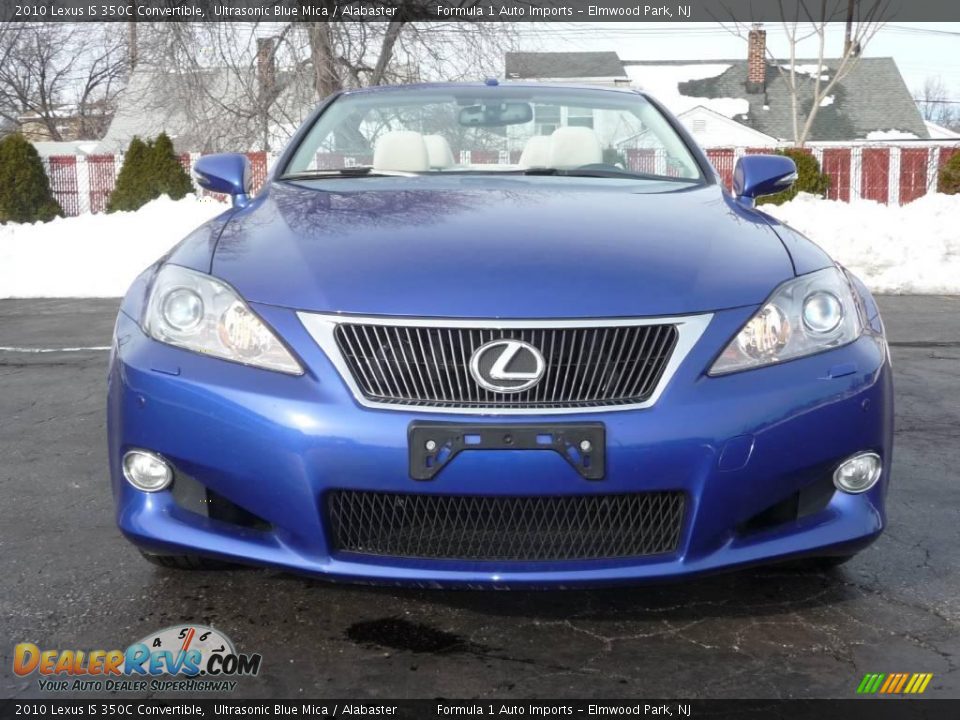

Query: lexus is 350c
[[108, 82, 892, 586]]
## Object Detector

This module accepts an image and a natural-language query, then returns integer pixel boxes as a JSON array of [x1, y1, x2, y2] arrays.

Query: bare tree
[[914, 76, 959, 130], [0, 23, 128, 140], [725, 1, 889, 146], [131, 18, 520, 152]]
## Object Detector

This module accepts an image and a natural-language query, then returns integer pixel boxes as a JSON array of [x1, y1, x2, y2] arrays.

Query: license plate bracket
[[408, 422, 605, 481]]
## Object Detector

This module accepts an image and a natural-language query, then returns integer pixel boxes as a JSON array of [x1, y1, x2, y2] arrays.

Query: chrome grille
[[326, 490, 686, 561], [332, 323, 679, 409]]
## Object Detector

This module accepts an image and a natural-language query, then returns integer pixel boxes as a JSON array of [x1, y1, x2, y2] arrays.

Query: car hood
[[210, 177, 800, 318]]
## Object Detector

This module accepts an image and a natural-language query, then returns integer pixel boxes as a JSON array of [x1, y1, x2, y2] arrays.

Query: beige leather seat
[[518, 135, 551, 168], [373, 131, 429, 172], [423, 135, 456, 169], [548, 127, 602, 169]]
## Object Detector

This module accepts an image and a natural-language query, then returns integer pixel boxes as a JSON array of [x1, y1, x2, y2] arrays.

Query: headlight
[[144, 264, 302, 375], [709, 266, 861, 375]]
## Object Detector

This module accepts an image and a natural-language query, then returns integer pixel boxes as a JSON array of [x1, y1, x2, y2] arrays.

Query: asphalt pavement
[[1, 295, 958, 699]]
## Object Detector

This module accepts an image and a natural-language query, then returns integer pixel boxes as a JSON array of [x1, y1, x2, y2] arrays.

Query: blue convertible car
[[108, 82, 892, 586]]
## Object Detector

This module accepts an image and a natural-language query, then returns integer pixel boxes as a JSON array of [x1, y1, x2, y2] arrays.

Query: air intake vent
[[326, 490, 686, 561]]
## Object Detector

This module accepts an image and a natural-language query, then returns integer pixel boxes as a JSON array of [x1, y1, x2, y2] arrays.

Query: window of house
[[567, 107, 595, 129]]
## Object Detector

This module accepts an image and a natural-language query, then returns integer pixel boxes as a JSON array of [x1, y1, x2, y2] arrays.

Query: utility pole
[[128, 15, 137, 70]]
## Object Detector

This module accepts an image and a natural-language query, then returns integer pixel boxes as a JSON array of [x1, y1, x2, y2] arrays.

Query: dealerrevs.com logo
[[13, 624, 261, 693]]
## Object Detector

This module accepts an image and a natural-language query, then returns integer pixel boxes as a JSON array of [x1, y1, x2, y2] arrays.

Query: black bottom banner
[[1, 699, 958, 720]]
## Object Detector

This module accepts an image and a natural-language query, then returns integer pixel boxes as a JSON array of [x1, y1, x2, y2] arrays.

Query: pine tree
[[758, 148, 831, 206], [0, 133, 63, 224], [107, 137, 153, 213], [107, 133, 194, 213], [150, 133, 193, 201], [938, 152, 960, 195]]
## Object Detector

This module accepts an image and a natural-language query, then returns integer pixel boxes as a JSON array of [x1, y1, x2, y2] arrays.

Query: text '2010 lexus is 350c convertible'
[[108, 82, 893, 587]]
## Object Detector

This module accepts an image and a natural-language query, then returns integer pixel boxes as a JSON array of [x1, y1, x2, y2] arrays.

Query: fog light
[[833, 452, 882, 494], [122, 450, 173, 492]]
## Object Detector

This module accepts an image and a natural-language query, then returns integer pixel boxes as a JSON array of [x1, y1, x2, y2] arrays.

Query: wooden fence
[[41, 143, 960, 217]]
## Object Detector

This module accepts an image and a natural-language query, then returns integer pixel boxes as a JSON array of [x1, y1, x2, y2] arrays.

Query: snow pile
[[2, 192, 958, 298], [764, 193, 960, 294], [625, 64, 750, 119], [0, 195, 226, 298]]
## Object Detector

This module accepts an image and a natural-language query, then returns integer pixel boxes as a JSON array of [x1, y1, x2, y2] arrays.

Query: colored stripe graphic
[[894, 674, 910, 693], [857, 673, 933, 694]]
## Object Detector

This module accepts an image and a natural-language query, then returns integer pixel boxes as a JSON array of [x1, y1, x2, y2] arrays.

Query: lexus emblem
[[469, 340, 546, 393]]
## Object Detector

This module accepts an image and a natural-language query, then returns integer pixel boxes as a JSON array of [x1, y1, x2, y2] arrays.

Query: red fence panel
[[706, 148, 735, 189], [860, 148, 890, 204], [625, 148, 656, 173], [899, 149, 929, 205], [821, 148, 851, 202], [470, 150, 499, 165], [46, 156, 79, 216], [86, 155, 116, 213], [247, 151, 268, 194]]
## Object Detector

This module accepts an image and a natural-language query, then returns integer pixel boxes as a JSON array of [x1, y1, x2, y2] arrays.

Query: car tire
[[138, 550, 239, 571]]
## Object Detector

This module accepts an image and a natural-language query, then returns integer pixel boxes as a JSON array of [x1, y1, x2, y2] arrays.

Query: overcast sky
[[521, 22, 960, 98]]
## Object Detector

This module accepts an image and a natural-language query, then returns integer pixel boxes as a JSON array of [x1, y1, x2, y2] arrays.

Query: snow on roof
[[31, 140, 100, 157], [865, 129, 920, 140], [924, 121, 960, 139], [623, 64, 749, 119], [778, 64, 831, 82]]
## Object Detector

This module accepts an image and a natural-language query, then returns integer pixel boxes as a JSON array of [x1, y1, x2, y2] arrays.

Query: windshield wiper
[[520, 167, 700, 183], [278, 167, 416, 181]]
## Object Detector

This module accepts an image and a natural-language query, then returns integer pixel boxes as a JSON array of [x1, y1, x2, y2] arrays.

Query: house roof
[[505, 52, 628, 80], [505, 52, 928, 141], [677, 105, 779, 144], [628, 57, 929, 141]]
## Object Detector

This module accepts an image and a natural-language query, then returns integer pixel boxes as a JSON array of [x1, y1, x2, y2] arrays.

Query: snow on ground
[[1, 192, 958, 298], [624, 64, 750, 119], [0, 195, 226, 298], [763, 192, 960, 294]]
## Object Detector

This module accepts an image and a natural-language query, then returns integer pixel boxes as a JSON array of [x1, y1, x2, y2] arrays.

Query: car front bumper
[[108, 300, 893, 588]]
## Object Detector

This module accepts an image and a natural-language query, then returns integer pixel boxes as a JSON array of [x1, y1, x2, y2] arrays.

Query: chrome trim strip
[[297, 313, 714, 416]]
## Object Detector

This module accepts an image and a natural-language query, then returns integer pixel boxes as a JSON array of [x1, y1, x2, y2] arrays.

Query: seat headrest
[[373, 131, 429, 172], [423, 135, 455, 169], [548, 127, 602, 169], [518, 135, 551, 169]]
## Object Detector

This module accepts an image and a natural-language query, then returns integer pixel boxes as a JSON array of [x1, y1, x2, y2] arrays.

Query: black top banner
[[1, 0, 958, 22]]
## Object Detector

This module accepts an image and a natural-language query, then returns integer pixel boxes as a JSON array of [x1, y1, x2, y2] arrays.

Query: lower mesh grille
[[326, 490, 685, 561]]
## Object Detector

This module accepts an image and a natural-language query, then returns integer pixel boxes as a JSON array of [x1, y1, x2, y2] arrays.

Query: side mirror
[[732, 154, 797, 206], [193, 153, 252, 208]]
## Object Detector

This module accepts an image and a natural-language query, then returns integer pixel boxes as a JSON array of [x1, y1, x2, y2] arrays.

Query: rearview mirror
[[193, 153, 252, 208], [732, 154, 797, 206], [458, 102, 533, 128]]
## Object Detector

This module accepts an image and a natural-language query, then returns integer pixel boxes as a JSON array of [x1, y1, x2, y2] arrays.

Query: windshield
[[282, 86, 704, 183]]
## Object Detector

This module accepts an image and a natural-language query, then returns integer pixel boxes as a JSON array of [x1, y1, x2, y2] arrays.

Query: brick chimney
[[746, 23, 766, 94], [256, 37, 277, 101]]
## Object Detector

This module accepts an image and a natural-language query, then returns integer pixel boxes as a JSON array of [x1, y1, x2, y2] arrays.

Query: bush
[[107, 133, 193, 213], [0, 133, 63, 224], [938, 151, 960, 195], [758, 148, 831, 206], [150, 133, 194, 201]]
